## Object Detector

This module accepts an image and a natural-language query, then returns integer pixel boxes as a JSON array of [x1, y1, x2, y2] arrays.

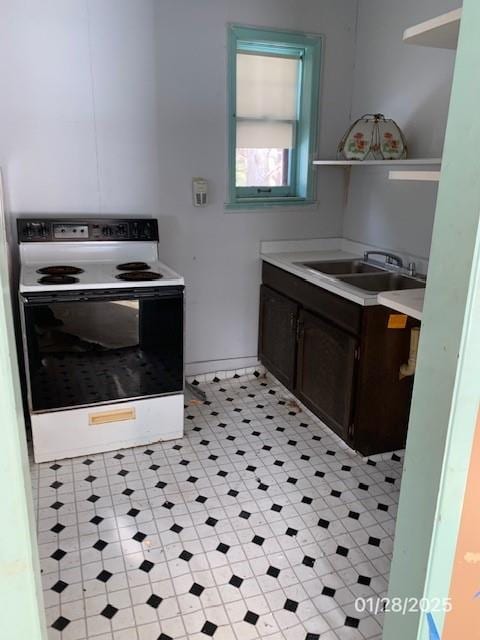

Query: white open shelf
[[317, 9, 458, 185], [403, 8, 461, 50], [313, 159, 442, 167], [389, 170, 441, 183]]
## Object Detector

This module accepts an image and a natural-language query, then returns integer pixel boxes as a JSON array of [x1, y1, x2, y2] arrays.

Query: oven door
[[21, 286, 184, 412]]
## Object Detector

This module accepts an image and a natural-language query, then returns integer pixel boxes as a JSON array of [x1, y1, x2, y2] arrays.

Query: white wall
[[343, 0, 460, 263], [0, 0, 357, 371]]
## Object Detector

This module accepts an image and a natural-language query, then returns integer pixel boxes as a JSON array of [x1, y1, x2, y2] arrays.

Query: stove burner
[[38, 275, 80, 285], [115, 271, 163, 282], [37, 265, 84, 276], [117, 262, 151, 271]]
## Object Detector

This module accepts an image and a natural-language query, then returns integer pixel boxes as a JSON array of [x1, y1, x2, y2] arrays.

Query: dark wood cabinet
[[296, 309, 357, 441], [259, 285, 298, 390], [259, 262, 419, 455]]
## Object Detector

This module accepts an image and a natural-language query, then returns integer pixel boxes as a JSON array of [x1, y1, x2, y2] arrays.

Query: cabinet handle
[[290, 312, 296, 330]]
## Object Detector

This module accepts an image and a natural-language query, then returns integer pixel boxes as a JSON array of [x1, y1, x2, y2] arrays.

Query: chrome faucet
[[407, 261, 417, 277], [364, 250, 404, 269]]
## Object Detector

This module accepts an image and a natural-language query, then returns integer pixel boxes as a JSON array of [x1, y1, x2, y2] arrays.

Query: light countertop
[[377, 289, 424, 321], [261, 250, 379, 306], [261, 249, 424, 318]]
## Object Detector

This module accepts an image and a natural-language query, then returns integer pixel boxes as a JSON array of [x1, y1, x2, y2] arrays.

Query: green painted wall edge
[[383, 0, 480, 638], [0, 170, 47, 639]]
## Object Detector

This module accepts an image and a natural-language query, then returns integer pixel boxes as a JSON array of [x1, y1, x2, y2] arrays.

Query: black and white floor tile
[[31, 372, 403, 640]]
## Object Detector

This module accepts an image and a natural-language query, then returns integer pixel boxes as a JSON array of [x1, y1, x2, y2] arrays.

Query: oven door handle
[[21, 287, 184, 305]]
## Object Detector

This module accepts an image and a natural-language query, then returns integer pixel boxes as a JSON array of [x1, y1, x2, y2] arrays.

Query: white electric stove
[[18, 218, 185, 462]]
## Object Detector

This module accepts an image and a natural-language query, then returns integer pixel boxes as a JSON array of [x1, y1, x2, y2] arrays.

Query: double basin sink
[[297, 259, 426, 293]]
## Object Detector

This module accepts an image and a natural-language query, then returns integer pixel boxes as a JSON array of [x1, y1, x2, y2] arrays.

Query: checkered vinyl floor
[[32, 372, 403, 640]]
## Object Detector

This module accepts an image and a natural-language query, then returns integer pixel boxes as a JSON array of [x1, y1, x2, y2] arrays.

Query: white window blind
[[236, 52, 300, 149]]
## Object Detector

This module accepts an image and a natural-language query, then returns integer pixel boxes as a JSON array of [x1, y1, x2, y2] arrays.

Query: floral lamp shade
[[338, 113, 407, 161]]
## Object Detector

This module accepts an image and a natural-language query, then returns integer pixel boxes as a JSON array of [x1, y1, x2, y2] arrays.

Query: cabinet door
[[258, 285, 298, 390], [296, 309, 357, 440]]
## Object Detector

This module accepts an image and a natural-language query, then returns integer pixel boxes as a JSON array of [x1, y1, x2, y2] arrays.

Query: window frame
[[227, 25, 322, 209]]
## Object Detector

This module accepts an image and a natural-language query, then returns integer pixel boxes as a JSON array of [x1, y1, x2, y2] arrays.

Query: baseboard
[[186, 362, 266, 383], [185, 356, 262, 378]]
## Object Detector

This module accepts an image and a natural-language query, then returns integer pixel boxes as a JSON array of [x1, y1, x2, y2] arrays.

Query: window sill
[[225, 197, 316, 211]]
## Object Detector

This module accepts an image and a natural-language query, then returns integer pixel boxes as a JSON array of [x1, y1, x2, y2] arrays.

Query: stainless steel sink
[[337, 272, 426, 293], [298, 259, 386, 276]]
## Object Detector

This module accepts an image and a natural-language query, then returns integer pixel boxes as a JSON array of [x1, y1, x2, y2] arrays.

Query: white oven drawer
[[31, 394, 184, 463]]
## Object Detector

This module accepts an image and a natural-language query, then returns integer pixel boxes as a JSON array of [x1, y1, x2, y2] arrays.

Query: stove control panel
[[18, 218, 159, 242], [53, 224, 89, 239]]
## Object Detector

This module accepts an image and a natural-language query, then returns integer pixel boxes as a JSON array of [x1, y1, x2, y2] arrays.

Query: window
[[227, 26, 322, 208]]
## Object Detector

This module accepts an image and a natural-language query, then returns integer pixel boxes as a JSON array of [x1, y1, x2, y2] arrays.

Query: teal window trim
[[227, 25, 322, 209], [225, 197, 316, 212]]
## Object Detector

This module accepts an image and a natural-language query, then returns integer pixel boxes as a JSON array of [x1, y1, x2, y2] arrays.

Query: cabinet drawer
[[262, 261, 362, 336]]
